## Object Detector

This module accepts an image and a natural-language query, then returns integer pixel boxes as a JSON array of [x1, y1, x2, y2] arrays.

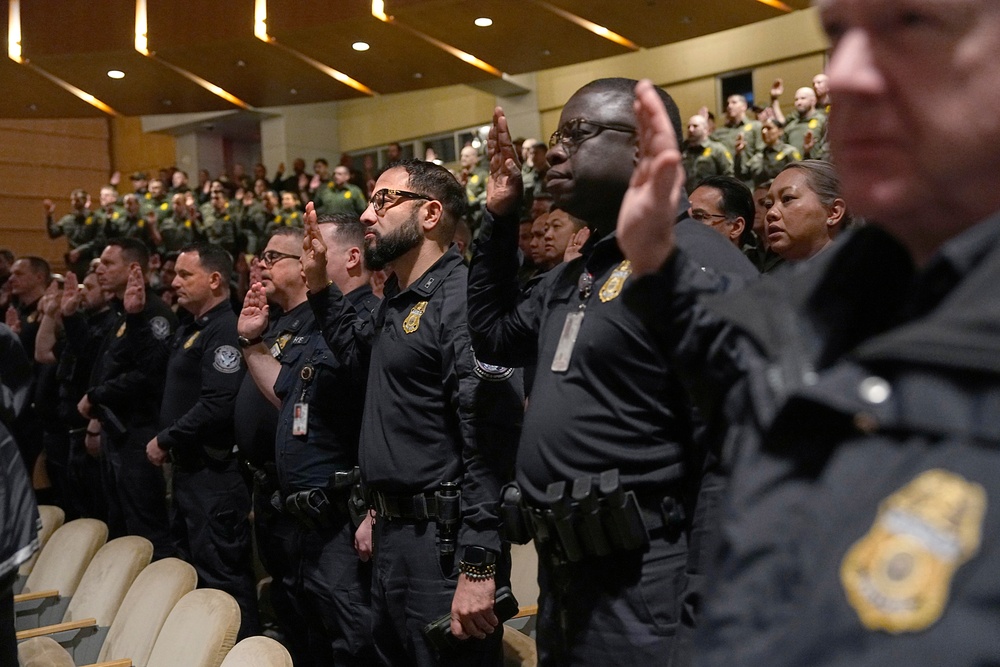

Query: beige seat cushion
[[64, 536, 153, 627], [502, 627, 538, 667], [97, 558, 198, 667], [16, 636, 75, 667], [220, 636, 293, 667], [18, 506, 65, 579], [146, 589, 241, 667], [22, 519, 108, 597], [510, 542, 539, 611]]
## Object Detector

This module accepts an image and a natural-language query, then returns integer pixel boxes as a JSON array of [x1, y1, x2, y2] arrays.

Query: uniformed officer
[[314, 165, 367, 217], [159, 193, 203, 252], [711, 94, 763, 158], [140, 179, 172, 226], [265, 192, 304, 237], [239, 219, 378, 665], [459, 147, 489, 230], [301, 159, 524, 667], [469, 79, 756, 667], [734, 118, 801, 189], [44, 190, 103, 277], [138, 243, 259, 637], [200, 190, 237, 254], [111, 194, 163, 252], [71, 239, 175, 553], [778, 87, 828, 160], [616, 0, 1000, 655], [682, 115, 734, 194]]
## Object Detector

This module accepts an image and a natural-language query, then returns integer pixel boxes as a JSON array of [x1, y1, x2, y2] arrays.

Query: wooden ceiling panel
[[19, 0, 135, 55], [0, 59, 106, 118], [27, 51, 237, 116], [271, 17, 493, 94], [388, 0, 630, 74]]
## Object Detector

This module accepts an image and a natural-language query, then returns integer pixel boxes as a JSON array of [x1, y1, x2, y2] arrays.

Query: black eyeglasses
[[549, 118, 636, 153], [688, 208, 730, 224], [258, 250, 301, 268], [370, 188, 435, 213]]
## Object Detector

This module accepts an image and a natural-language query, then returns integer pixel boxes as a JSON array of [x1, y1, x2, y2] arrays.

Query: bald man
[[682, 115, 734, 194]]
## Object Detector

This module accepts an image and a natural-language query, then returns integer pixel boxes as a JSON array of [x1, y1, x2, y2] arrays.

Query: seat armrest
[[81, 660, 133, 667], [13, 589, 60, 603], [16, 618, 98, 641], [513, 604, 538, 619]]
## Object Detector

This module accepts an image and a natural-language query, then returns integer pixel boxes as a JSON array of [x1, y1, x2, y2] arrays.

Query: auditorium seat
[[219, 636, 293, 667], [16, 537, 153, 664], [18, 558, 197, 667], [14, 519, 108, 630], [14, 505, 65, 595]]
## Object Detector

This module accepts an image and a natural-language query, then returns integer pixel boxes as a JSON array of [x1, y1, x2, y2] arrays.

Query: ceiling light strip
[[529, 0, 640, 51], [371, 1, 504, 77], [254, 0, 375, 96], [7, 0, 119, 115], [754, 0, 794, 11]]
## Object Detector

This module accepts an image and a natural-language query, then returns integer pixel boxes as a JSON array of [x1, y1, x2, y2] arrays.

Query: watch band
[[238, 335, 264, 349]]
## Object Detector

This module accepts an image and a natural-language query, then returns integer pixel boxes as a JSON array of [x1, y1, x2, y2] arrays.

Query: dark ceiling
[[2, 0, 812, 118]]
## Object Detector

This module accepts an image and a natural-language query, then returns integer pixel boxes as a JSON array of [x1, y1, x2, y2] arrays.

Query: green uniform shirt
[[314, 182, 366, 217], [712, 118, 763, 157], [141, 196, 172, 225], [682, 140, 734, 194], [200, 207, 236, 253], [264, 209, 303, 238], [736, 141, 802, 188], [159, 216, 202, 252], [783, 110, 828, 160]]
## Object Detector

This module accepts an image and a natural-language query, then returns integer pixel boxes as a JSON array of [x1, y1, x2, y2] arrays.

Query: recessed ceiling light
[[161, 99, 172, 106], [236, 60, 246, 67], [352, 41, 370, 52], [474, 17, 493, 27], [107, 70, 125, 79], [413, 72, 423, 79], [290, 88, 298, 95]]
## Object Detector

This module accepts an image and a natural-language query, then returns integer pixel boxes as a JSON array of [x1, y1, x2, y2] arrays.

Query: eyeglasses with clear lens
[[549, 118, 637, 153], [688, 209, 730, 224], [371, 188, 434, 213], [259, 250, 301, 268]]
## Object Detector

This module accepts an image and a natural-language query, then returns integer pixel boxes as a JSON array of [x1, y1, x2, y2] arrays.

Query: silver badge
[[472, 351, 514, 381], [149, 315, 171, 341], [213, 345, 241, 373]]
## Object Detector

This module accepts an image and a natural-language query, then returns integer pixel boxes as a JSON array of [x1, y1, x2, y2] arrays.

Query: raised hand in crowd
[[617, 79, 685, 277], [38, 281, 61, 319], [309, 173, 322, 192], [802, 130, 816, 156], [5, 306, 20, 335], [109, 170, 121, 187], [735, 132, 747, 155], [123, 265, 146, 314], [486, 105, 523, 217], [770, 78, 784, 100], [60, 272, 82, 317], [42, 199, 56, 216], [301, 203, 329, 293], [237, 281, 269, 341]]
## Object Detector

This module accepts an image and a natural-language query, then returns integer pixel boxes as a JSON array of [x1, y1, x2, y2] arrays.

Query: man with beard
[[301, 159, 523, 667], [238, 221, 377, 665], [616, 0, 1000, 662], [466, 79, 755, 666], [77, 239, 175, 554], [45, 190, 102, 277]]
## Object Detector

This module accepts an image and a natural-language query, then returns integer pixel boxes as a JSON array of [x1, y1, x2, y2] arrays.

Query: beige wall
[[0, 119, 112, 270]]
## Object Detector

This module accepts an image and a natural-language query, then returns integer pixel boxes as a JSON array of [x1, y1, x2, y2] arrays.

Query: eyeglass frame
[[687, 208, 731, 225], [549, 117, 637, 153], [370, 188, 435, 213], [258, 250, 301, 268]]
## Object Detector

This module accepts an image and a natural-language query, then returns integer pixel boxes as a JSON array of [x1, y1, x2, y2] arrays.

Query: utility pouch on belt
[[599, 469, 650, 553], [545, 481, 584, 562], [329, 466, 366, 527], [499, 483, 532, 545], [572, 476, 611, 558]]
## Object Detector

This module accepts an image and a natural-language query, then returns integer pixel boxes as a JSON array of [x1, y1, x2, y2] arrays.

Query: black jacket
[[624, 219, 1000, 666]]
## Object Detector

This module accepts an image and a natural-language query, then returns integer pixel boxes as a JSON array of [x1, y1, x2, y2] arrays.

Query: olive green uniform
[[141, 196, 172, 225], [783, 110, 828, 161], [46, 209, 104, 276], [200, 207, 237, 254], [159, 215, 203, 253], [712, 118, 763, 157], [682, 140, 734, 194], [263, 209, 303, 238], [313, 181, 366, 217], [736, 142, 802, 188]]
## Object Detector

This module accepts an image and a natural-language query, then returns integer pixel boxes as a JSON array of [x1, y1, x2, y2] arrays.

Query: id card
[[293, 403, 309, 436], [551, 311, 584, 373]]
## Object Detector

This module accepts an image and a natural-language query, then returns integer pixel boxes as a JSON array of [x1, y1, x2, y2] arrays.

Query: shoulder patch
[[472, 352, 514, 381], [841, 468, 986, 634], [344, 190, 352, 199], [213, 345, 242, 373], [701, 146, 712, 158], [149, 315, 171, 340]]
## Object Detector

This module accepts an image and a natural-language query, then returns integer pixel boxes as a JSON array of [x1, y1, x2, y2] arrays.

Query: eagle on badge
[[213, 345, 241, 373]]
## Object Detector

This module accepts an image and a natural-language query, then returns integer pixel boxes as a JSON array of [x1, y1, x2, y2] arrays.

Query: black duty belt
[[370, 490, 442, 521]]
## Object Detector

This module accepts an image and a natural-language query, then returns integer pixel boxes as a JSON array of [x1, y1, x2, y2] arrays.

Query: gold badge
[[344, 191, 352, 199], [402, 301, 428, 334], [116, 322, 126, 338], [701, 146, 712, 157], [809, 118, 819, 129], [776, 151, 785, 161], [599, 261, 632, 303], [840, 469, 986, 634], [183, 331, 201, 349]]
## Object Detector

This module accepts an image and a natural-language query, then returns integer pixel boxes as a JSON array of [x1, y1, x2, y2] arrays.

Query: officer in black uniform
[[75, 239, 175, 555], [240, 219, 378, 665], [301, 160, 524, 667], [138, 243, 259, 637], [468, 80, 756, 667]]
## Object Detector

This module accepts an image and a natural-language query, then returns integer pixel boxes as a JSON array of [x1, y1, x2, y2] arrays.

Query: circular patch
[[472, 352, 514, 381], [213, 345, 242, 373], [150, 315, 171, 340]]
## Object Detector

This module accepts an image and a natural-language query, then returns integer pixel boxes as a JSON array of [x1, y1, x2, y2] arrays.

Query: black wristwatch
[[459, 546, 497, 581], [238, 335, 263, 349]]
